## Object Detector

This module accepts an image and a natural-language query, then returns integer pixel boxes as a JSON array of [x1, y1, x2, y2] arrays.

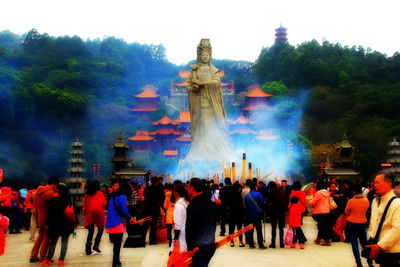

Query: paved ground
[[1, 216, 374, 267]]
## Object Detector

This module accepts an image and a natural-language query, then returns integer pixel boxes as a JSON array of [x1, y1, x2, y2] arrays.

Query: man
[[29, 176, 59, 263], [367, 170, 400, 266], [144, 176, 165, 245], [186, 178, 217, 267], [218, 177, 233, 236], [244, 182, 267, 249]]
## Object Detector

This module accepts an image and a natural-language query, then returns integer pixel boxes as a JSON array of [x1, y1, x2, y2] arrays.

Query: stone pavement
[[1, 216, 373, 267]]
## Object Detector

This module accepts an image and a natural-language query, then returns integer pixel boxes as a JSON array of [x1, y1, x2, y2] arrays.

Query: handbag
[[329, 197, 337, 210], [284, 227, 294, 246], [64, 205, 76, 223], [361, 196, 397, 263]]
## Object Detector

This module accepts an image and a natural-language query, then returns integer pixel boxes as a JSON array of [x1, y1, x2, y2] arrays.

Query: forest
[[0, 29, 399, 184]]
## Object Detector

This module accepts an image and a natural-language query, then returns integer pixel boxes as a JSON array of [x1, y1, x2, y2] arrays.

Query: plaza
[[1, 216, 371, 267]]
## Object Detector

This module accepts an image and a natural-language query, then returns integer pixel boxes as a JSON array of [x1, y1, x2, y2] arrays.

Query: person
[[288, 181, 307, 249], [163, 183, 175, 247], [105, 181, 136, 267], [229, 183, 245, 247], [344, 184, 370, 267], [219, 177, 234, 236], [367, 170, 400, 267], [171, 183, 189, 252], [280, 179, 292, 208], [30, 176, 59, 263], [244, 182, 267, 249], [83, 180, 107, 255], [266, 181, 286, 248], [186, 178, 217, 267], [310, 181, 332, 246], [144, 176, 165, 245], [185, 39, 234, 161], [42, 184, 76, 266], [0, 212, 9, 256]]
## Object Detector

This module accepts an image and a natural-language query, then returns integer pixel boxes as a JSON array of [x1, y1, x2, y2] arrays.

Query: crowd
[[0, 170, 400, 267]]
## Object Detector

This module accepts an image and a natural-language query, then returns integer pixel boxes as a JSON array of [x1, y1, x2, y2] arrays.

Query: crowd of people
[[0, 170, 400, 267]]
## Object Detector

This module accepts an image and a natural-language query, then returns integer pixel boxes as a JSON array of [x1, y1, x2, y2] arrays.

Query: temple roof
[[176, 133, 191, 142], [177, 111, 191, 123], [179, 71, 191, 78], [150, 129, 182, 136], [254, 130, 279, 140], [163, 150, 178, 156], [134, 89, 160, 98], [336, 134, 353, 149], [152, 115, 180, 126], [245, 87, 272, 98], [128, 131, 154, 141], [229, 115, 254, 125], [174, 80, 188, 87], [229, 128, 258, 135]]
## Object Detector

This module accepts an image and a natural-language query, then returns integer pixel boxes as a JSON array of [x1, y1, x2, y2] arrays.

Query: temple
[[386, 137, 400, 180], [243, 85, 272, 115], [129, 86, 160, 117], [275, 24, 288, 43]]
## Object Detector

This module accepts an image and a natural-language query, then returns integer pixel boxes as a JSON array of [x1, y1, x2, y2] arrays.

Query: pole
[[232, 162, 236, 183], [241, 153, 246, 184], [248, 162, 253, 180]]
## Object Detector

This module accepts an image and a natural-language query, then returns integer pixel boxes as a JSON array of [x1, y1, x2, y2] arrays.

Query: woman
[[43, 184, 76, 266], [344, 184, 370, 267], [310, 181, 332, 246], [105, 181, 136, 267], [266, 181, 286, 248], [229, 183, 245, 247], [288, 181, 307, 249], [171, 184, 189, 252], [163, 183, 175, 247], [84, 180, 107, 255]]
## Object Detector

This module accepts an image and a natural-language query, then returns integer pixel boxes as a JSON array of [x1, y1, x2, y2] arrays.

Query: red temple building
[[275, 25, 288, 43], [243, 86, 272, 116], [128, 130, 155, 152], [150, 115, 182, 154], [176, 132, 192, 159], [129, 88, 160, 116], [176, 111, 191, 133]]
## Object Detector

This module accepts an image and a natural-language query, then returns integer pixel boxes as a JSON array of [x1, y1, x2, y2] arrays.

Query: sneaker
[[290, 243, 296, 248], [93, 247, 101, 253], [239, 241, 245, 247], [90, 251, 98, 255], [280, 243, 285, 248], [269, 244, 276, 248], [219, 232, 225, 237], [299, 243, 305, 249], [39, 260, 51, 266], [57, 260, 65, 266], [249, 243, 256, 249]]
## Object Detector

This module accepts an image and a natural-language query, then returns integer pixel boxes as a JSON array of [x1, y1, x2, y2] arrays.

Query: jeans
[[245, 216, 263, 247], [192, 243, 216, 267], [347, 222, 367, 265], [47, 234, 69, 261]]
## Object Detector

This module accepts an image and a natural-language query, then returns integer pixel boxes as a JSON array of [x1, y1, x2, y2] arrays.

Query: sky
[[1, 0, 399, 65]]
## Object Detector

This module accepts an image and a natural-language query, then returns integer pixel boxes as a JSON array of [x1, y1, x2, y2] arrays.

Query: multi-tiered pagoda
[[387, 137, 400, 180], [65, 138, 86, 211], [275, 25, 288, 43]]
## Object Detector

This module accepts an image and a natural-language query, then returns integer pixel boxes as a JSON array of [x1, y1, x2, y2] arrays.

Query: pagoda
[[65, 138, 86, 211], [325, 134, 361, 183], [150, 115, 182, 154], [128, 130, 155, 152], [129, 87, 160, 116], [243, 86, 272, 116], [275, 25, 288, 43], [110, 133, 146, 181], [387, 137, 400, 180]]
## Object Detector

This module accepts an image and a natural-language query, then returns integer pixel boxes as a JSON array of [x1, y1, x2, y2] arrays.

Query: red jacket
[[0, 187, 12, 208], [33, 185, 56, 227], [288, 190, 307, 228], [84, 191, 107, 228]]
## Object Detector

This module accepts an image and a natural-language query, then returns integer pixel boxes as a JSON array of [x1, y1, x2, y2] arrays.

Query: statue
[[184, 39, 234, 162]]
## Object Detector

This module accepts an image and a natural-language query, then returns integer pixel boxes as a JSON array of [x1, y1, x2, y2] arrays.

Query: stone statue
[[184, 39, 234, 162]]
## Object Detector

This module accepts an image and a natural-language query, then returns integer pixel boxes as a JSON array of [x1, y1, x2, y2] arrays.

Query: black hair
[[268, 181, 278, 191], [112, 180, 132, 198], [85, 180, 100, 196], [316, 181, 328, 191], [48, 176, 59, 185], [224, 177, 231, 185], [57, 184, 70, 205], [175, 183, 189, 202], [189, 177, 203, 193], [292, 181, 302, 191], [376, 170, 396, 187], [245, 179, 252, 186], [353, 184, 362, 194]]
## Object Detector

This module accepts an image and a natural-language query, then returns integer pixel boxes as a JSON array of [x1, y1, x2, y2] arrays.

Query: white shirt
[[170, 197, 189, 252], [369, 190, 400, 253]]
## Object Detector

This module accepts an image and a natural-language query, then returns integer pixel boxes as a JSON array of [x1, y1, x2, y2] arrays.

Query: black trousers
[[270, 213, 285, 245], [228, 214, 243, 242], [314, 213, 332, 240], [245, 216, 263, 247], [379, 253, 400, 267], [47, 234, 69, 261], [85, 224, 104, 253], [191, 243, 216, 267], [292, 227, 306, 244], [109, 233, 123, 267]]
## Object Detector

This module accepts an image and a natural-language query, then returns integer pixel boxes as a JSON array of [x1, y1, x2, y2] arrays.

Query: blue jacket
[[105, 195, 132, 229], [244, 190, 264, 218]]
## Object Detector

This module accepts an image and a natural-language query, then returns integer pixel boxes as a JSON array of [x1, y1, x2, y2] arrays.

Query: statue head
[[197, 39, 212, 65]]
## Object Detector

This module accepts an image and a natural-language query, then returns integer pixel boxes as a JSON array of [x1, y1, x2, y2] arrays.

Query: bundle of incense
[[133, 216, 151, 224], [215, 223, 254, 248], [167, 245, 199, 267]]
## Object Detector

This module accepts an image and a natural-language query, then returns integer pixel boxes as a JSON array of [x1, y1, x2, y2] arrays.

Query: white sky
[[1, 0, 399, 65]]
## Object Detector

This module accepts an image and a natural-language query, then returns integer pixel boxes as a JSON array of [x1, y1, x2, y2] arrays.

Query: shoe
[[30, 258, 40, 263], [39, 260, 51, 266], [259, 245, 267, 249], [149, 242, 158, 245], [269, 244, 276, 248], [90, 251, 98, 255], [320, 240, 331, 246], [93, 247, 101, 253], [280, 244, 285, 248], [314, 238, 321, 245], [239, 241, 245, 247], [230, 241, 235, 247], [299, 243, 305, 249], [249, 243, 256, 249], [57, 260, 65, 266], [219, 232, 225, 237], [290, 243, 296, 248]]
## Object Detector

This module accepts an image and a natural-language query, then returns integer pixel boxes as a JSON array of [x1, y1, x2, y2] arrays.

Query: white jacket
[[369, 190, 400, 253], [170, 197, 189, 252]]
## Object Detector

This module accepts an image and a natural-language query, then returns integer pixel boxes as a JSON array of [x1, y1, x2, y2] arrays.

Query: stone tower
[[388, 137, 400, 180]]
